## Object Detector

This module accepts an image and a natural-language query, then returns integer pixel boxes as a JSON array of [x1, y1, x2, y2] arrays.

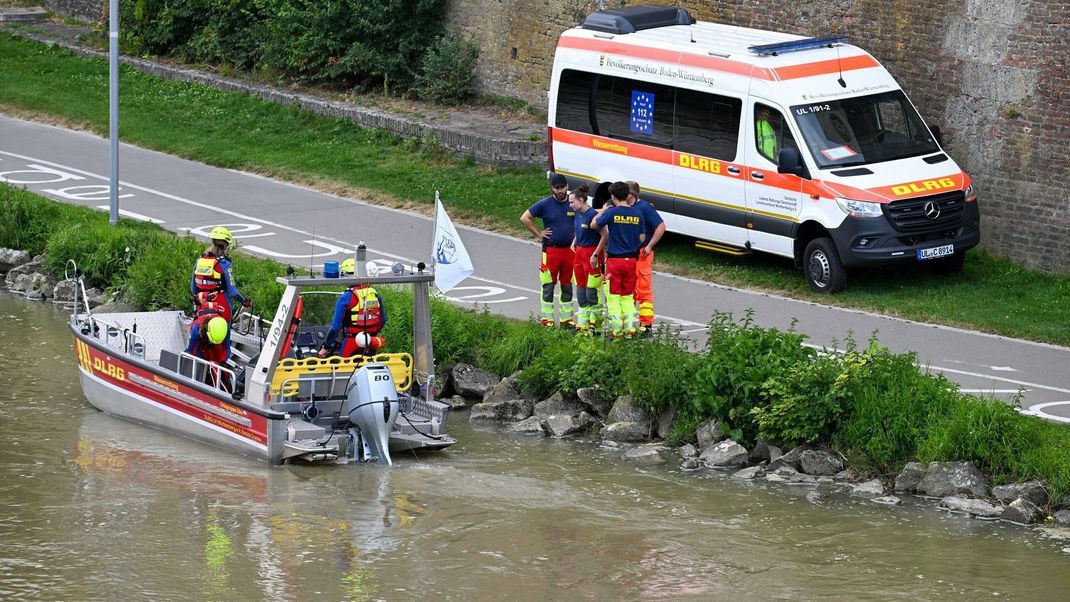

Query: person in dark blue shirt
[[520, 173, 576, 327], [593, 182, 646, 338], [568, 184, 601, 334], [627, 181, 666, 334]]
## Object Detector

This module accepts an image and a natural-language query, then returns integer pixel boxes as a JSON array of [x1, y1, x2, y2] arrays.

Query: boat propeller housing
[[343, 364, 400, 465]]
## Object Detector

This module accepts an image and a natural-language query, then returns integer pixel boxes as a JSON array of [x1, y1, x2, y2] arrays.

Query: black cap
[[550, 173, 567, 188]]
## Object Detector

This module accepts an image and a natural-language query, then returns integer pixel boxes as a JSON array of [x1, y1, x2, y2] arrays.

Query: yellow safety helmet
[[209, 226, 233, 246], [340, 258, 356, 275], [206, 316, 229, 345]]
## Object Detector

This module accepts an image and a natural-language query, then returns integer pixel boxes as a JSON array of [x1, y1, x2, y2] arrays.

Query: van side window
[[597, 76, 675, 147], [754, 103, 797, 163], [675, 89, 742, 161], [555, 69, 597, 134]]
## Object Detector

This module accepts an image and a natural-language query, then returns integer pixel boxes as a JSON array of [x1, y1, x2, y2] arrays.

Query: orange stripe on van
[[551, 128, 675, 163], [551, 127, 967, 206], [557, 36, 776, 80], [772, 54, 880, 80]]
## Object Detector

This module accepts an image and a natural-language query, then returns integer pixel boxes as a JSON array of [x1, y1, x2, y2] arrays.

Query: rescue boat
[[68, 255, 456, 466]]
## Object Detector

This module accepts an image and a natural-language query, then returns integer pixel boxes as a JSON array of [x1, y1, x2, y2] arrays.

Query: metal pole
[[108, 0, 119, 225]]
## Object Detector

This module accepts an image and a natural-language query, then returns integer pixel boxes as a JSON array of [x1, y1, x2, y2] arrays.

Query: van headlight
[[964, 184, 977, 202], [835, 197, 883, 218]]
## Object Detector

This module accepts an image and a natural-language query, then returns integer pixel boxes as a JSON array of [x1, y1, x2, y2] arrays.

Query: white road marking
[[958, 389, 1026, 394], [990, 366, 1018, 372], [188, 223, 276, 239], [1021, 401, 1070, 423], [93, 206, 164, 224], [243, 240, 349, 259], [46, 184, 133, 201]]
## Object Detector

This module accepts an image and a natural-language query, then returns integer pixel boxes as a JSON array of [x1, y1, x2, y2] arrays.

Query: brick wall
[[446, 0, 1070, 273]]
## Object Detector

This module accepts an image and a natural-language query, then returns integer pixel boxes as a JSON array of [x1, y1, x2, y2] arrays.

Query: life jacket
[[190, 308, 228, 364], [194, 295, 231, 322], [344, 286, 382, 335], [193, 253, 226, 295]]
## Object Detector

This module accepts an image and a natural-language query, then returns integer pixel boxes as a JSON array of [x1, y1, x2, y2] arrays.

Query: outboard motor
[[343, 364, 399, 465]]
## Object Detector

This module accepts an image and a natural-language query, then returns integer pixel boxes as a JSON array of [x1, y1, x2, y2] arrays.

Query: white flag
[[432, 195, 474, 293]]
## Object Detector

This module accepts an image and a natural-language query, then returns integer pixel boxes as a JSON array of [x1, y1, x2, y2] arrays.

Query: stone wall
[[43, 0, 103, 22], [445, 0, 1070, 273]]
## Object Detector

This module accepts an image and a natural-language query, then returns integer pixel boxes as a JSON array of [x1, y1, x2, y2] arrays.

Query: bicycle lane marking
[[0, 150, 536, 303]]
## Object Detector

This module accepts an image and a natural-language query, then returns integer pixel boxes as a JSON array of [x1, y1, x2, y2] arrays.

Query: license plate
[[917, 244, 954, 261]]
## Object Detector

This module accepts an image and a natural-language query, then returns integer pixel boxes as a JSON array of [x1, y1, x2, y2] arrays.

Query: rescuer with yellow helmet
[[191, 226, 250, 319], [190, 226, 249, 360], [185, 300, 231, 364]]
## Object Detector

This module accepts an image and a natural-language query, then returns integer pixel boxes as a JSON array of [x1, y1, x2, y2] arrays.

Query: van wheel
[[803, 237, 847, 294], [930, 251, 966, 274]]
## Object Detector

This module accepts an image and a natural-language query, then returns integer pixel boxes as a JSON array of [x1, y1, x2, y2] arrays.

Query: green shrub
[[479, 321, 561, 378], [556, 338, 626, 399], [615, 330, 695, 412], [752, 351, 847, 447], [42, 218, 160, 289], [518, 337, 579, 399], [0, 184, 81, 255], [414, 33, 479, 104], [121, 0, 448, 93], [832, 347, 961, 472], [918, 394, 1026, 481], [685, 311, 814, 445], [122, 234, 204, 310]]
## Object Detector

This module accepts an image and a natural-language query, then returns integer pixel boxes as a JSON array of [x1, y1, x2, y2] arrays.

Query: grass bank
[[6, 181, 1070, 504], [2, 31, 1069, 344]]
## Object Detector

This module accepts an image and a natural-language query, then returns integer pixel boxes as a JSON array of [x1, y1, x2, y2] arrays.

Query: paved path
[[3, 114, 1068, 421]]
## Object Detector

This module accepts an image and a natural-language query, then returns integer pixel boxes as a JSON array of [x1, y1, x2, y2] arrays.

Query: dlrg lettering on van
[[547, 5, 980, 293]]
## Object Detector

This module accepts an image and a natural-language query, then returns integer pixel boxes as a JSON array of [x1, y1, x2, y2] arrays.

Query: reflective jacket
[[321, 286, 388, 351], [191, 253, 245, 309], [344, 286, 383, 335]]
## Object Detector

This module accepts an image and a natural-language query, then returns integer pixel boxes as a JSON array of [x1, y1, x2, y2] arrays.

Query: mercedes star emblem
[[924, 201, 941, 220]]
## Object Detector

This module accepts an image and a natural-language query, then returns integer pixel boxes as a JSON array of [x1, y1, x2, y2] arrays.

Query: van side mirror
[[930, 125, 943, 145], [777, 148, 810, 180]]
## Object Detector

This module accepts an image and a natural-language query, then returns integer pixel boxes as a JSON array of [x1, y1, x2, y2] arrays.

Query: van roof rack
[[748, 35, 848, 56], [581, 5, 695, 35]]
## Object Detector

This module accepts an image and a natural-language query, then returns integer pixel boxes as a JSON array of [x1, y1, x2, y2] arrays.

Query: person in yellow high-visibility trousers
[[521, 173, 576, 327], [626, 181, 665, 336], [591, 182, 646, 338], [569, 185, 600, 334]]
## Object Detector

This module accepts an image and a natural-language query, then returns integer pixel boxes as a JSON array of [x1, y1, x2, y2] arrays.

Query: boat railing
[[178, 351, 236, 394], [83, 316, 148, 360], [233, 311, 269, 339]]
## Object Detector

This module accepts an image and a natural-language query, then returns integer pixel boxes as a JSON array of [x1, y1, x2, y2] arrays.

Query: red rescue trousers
[[635, 250, 654, 327]]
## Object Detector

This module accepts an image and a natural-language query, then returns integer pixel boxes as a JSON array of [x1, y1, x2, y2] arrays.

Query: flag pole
[[431, 190, 440, 277]]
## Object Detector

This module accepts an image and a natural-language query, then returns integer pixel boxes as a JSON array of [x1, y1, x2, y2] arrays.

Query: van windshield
[[791, 90, 939, 169]]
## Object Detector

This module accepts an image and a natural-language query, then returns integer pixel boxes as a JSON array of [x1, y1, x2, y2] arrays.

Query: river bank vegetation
[[4, 182, 1070, 507], [1, 31, 1069, 343]]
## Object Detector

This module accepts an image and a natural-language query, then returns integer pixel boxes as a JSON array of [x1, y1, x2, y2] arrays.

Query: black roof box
[[581, 5, 695, 35]]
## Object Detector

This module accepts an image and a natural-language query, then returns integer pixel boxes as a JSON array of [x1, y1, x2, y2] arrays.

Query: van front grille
[[883, 191, 965, 233]]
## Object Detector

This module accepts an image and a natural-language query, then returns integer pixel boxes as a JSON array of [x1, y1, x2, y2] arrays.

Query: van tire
[[803, 237, 847, 294]]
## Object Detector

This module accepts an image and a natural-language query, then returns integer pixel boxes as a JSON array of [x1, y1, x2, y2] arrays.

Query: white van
[[547, 5, 980, 293]]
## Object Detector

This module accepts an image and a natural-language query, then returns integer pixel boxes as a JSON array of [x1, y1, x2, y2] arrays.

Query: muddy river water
[[2, 292, 1069, 600]]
